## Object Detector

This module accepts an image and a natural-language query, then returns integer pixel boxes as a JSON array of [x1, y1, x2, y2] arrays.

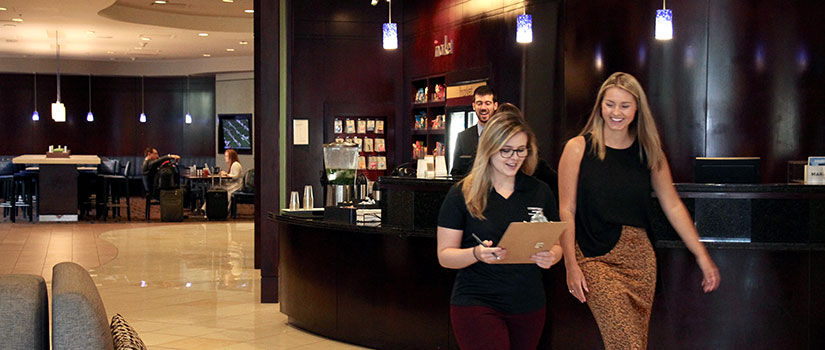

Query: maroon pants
[[450, 305, 546, 350]]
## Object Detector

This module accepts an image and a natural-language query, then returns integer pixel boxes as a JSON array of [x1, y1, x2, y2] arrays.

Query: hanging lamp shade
[[516, 14, 533, 44], [51, 102, 66, 122], [32, 73, 39, 121], [52, 31, 66, 122], [655, 9, 673, 40], [86, 75, 94, 122], [139, 76, 147, 123], [383, 23, 397, 50], [184, 76, 192, 124]]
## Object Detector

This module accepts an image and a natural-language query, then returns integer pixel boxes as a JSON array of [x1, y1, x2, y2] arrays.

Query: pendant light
[[516, 7, 533, 44], [139, 76, 147, 123], [655, 0, 673, 40], [51, 31, 66, 122], [184, 75, 192, 124], [86, 74, 94, 122], [382, 0, 397, 50], [32, 72, 40, 121]]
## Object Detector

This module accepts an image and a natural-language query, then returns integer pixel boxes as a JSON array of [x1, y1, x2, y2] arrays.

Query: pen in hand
[[471, 233, 499, 260]]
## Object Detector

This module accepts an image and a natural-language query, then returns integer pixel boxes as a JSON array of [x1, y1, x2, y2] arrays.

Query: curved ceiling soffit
[[98, 3, 252, 33]]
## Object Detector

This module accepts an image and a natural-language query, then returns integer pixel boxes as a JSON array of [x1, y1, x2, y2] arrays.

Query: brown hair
[[144, 147, 155, 156], [225, 149, 239, 166], [579, 72, 665, 170], [460, 111, 538, 219], [495, 102, 522, 117]]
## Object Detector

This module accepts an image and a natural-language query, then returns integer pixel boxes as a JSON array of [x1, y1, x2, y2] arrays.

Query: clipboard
[[490, 221, 566, 264]]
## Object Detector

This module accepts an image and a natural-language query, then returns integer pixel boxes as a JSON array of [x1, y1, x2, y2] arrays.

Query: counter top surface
[[270, 212, 435, 238], [674, 182, 825, 192], [377, 176, 459, 187], [13, 154, 101, 165]]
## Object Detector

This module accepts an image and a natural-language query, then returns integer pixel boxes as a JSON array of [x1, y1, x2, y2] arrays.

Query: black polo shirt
[[437, 172, 559, 314]]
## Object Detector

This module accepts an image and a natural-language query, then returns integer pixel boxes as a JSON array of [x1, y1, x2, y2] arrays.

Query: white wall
[[215, 72, 255, 172]]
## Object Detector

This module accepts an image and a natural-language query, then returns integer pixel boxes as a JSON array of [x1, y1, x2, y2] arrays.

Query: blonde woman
[[437, 111, 562, 349], [558, 72, 721, 349]]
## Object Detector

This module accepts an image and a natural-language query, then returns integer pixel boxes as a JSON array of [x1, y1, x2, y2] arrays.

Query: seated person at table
[[201, 149, 243, 211], [222, 149, 244, 207], [142, 147, 180, 196]]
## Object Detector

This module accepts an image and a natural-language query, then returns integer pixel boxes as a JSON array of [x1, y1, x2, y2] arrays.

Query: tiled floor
[[0, 221, 368, 350]]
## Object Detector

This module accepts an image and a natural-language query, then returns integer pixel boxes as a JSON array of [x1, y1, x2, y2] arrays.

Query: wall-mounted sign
[[434, 35, 454, 58]]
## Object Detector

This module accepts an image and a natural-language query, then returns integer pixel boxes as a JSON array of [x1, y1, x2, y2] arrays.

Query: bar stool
[[99, 161, 131, 221], [10, 168, 38, 222]]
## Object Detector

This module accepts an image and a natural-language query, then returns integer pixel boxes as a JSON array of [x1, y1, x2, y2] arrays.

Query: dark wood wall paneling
[[289, 0, 403, 207], [0, 73, 216, 157], [562, 0, 825, 183]]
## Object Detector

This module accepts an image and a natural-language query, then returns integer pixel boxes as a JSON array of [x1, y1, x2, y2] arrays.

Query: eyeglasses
[[499, 147, 529, 158]]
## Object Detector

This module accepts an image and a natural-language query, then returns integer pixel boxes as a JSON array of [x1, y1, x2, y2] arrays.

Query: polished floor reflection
[[0, 222, 368, 350]]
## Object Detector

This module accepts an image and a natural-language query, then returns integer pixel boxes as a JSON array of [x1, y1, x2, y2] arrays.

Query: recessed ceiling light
[[198, 33, 209, 37], [153, 0, 167, 4], [239, 41, 248, 45], [107, 51, 115, 54], [141, 37, 151, 41], [222, 0, 234, 3], [203, 53, 211, 57], [0, 7, 7, 11], [244, 9, 254, 13], [226, 48, 235, 52], [11, 18, 23, 22]]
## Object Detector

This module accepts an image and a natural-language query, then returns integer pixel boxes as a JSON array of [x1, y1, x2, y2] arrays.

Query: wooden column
[[255, 0, 281, 303]]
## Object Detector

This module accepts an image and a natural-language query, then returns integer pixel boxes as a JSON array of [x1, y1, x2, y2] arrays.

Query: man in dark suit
[[450, 86, 498, 176]]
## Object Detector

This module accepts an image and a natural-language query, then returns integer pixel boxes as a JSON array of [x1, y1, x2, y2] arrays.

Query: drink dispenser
[[323, 140, 359, 206]]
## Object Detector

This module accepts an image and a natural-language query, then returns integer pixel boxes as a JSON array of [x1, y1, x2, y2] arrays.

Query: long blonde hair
[[460, 112, 538, 219], [579, 72, 665, 170]]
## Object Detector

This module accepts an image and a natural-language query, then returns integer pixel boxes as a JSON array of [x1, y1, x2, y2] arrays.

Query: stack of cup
[[289, 191, 300, 210]]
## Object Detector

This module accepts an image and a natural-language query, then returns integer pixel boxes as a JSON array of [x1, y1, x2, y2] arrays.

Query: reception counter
[[266, 179, 825, 349]]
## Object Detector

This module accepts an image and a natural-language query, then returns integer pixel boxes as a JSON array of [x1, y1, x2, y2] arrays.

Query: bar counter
[[267, 179, 825, 349], [12, 154, 101, 222]]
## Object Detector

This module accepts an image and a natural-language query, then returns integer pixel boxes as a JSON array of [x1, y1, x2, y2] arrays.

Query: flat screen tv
[[217, 114, 252, 154], [694, 157, 760, 184]]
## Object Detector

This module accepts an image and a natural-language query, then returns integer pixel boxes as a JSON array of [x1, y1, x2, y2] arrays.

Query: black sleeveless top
[[576, 134, 652, 257]]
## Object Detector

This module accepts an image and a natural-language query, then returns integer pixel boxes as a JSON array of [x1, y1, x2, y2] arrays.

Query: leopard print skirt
[[576, 225, 657, 350]]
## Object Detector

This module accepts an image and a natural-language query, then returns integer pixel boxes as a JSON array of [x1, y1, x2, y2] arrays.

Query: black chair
[[0, 161, 15, 221], [230, 169, 255, 218], [142, 175, 161, 221]]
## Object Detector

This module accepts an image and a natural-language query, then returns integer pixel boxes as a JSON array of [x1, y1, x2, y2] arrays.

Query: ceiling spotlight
[[371, 0, 378, 5], [239, 41, 248, 45], [140, 37, 151, 41], [153, 0, 167, 4], [11, 18, 23, 22], [244, 9, 254, 13], [0, 7, 7, 11], [222, 0, 234, 2], [226, 48, 235, 52], [198, 33, 209, 37], [203, 53, 211, 57]]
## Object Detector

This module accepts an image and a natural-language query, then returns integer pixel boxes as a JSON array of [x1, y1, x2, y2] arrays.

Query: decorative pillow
[[110, 314, 147, 350]]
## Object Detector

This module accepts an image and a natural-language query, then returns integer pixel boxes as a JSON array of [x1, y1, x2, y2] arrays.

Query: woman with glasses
[[558, 72, 720, 349], [437, 111, 562, 349]]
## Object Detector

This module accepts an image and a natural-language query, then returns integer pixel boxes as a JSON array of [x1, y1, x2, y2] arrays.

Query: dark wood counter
[[265, 181, 825, 349]]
